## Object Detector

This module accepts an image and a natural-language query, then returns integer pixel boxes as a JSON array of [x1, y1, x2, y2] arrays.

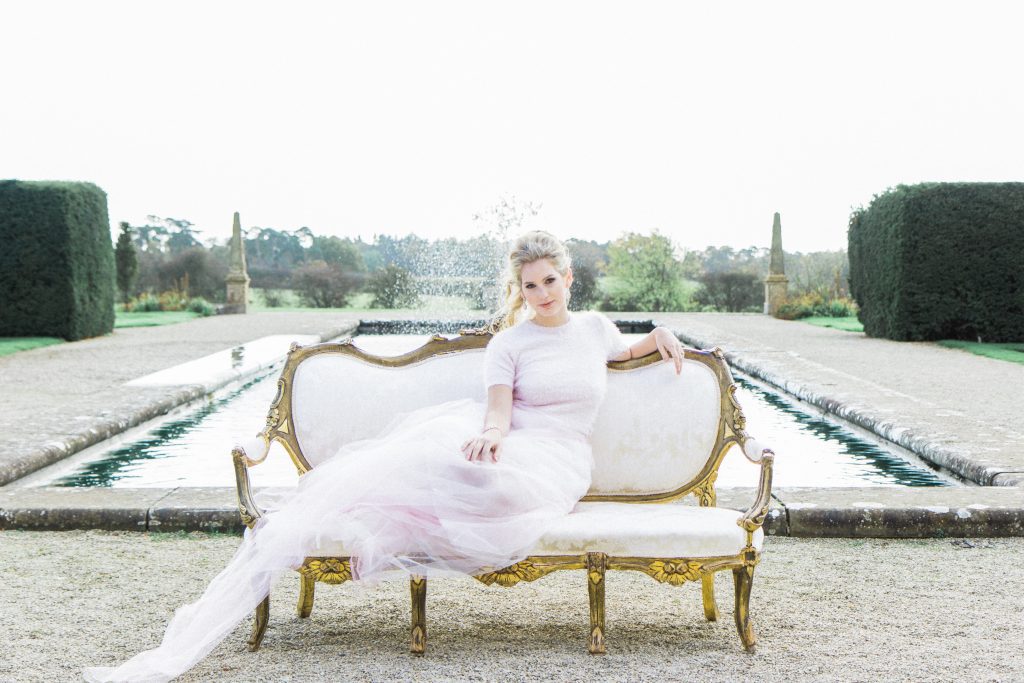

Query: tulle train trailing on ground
[[84, 398, 594, 683]]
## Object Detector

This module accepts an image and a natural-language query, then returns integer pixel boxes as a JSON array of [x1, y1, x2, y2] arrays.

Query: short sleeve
[[596, 313, 630, 360], [484, 332, 515, 389]]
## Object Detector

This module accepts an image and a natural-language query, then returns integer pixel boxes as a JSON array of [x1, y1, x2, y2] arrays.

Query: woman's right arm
[[462, 385, 513, 462]]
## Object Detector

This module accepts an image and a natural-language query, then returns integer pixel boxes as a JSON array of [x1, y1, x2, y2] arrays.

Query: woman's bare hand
[[653, 327, 683, 375], [462, 428, 503, 462]]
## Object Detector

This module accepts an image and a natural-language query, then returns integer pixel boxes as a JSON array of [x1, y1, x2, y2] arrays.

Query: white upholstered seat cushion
[[531, 502, 763, 557], [308, 502, 762, 560]]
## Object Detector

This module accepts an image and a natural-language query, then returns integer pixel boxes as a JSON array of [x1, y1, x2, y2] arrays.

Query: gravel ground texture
[[1, 531, 1021, 683]]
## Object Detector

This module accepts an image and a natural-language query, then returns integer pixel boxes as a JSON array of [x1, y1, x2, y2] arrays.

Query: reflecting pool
[[23, 334, 955, 489]]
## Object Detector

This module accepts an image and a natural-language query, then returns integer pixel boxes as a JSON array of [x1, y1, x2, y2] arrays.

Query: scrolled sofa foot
[[410, 577, 427, 655], [248, 595, 270, 651], [732, 566, 757, 652], [702, 574, 720, 622], [587, 552, 607, 654]]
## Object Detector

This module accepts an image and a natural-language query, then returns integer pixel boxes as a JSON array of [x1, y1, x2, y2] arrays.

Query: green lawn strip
[[0, 337, 65, 357], [935, 340, 1024, 365], [800, 316, 864, 332], [115, 311, 202, 328]]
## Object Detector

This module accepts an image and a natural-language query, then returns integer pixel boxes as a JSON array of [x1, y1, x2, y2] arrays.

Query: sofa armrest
[[236, 434, 271, 466], [739, 437, 771, 463], [232, 436, 268, 529], [737, 449, 774, 532]]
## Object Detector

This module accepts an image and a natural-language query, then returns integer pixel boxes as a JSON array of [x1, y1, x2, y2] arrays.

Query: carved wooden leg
[[732, 566, 756, 652], [410, 577, 427, 655], [248, 595, 270, 652], [587, 552, 606, 654], [297, 573, 316, 618], [701, 573, 719, 621]]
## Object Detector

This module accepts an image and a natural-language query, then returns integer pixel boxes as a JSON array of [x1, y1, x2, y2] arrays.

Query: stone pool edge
[[2, 486, 1023, 538], [0, 321, 360, 488], [667, 325, 1024, 487]]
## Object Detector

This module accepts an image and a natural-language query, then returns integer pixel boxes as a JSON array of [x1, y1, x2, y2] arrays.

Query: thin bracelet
[[483, 426, 503, 436], [627, 347, 633, 360]]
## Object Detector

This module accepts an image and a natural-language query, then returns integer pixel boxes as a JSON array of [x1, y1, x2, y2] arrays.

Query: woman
[[85, 230, 683, 682]]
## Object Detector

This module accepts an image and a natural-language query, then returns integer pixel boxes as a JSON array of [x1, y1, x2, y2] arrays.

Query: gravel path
[[1, 531, 1020, 682]]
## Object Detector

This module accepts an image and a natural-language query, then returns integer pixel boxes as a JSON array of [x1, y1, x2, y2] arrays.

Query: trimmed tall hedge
[[0, 181, 115, 340], [848, 183, 1024, 342]]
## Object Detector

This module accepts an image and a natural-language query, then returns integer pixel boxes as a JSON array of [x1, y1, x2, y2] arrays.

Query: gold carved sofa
[[231, 330, 775, 655]]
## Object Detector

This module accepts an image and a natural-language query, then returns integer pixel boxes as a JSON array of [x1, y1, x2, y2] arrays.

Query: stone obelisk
[[764, 212, 789, 315], [224, 212, 250, 314]]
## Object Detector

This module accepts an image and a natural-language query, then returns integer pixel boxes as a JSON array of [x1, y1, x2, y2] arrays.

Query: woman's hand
[[653, 327, 684, 375], [615, 326, 685, 374], [462, 427, 503, 463]]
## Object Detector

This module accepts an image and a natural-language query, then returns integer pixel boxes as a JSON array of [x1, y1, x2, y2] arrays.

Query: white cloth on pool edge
[[84, 312, 629, 682]]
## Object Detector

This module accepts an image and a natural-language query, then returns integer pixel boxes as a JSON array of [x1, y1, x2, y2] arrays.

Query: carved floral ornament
[[727, 383, 747, 432], [694, 471, 718, 507], [647, 560, 704, 586], [476, 559, 552, 587], [300, 558, 352, 584]]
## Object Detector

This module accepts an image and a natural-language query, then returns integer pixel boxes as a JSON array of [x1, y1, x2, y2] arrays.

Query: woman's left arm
[[609, 326, 684, 374]]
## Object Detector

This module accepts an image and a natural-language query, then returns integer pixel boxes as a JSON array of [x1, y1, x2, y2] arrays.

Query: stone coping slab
[[125, 334, 321, 387], [994, 472, 1024, 486], [0, 486, 169, 531], [148, 486, 254, 534], [6, 485, 1023, 538], [775, 486, 1024, 538]]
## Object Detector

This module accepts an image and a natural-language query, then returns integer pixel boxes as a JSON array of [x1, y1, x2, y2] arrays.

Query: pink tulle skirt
[[84, 399, 593, 682]]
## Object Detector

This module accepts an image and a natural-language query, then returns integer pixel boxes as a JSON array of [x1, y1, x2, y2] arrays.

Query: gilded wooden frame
[[232, 328, 775, 655]]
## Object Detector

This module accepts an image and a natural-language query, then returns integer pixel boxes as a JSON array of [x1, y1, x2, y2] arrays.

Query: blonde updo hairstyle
[[490, 230, 572, 331]]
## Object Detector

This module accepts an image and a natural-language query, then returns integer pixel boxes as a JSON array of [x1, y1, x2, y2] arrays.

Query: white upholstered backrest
[[590, 361, 721, 495], [291, 351, 487, 468], [288, 343, 723, 497]]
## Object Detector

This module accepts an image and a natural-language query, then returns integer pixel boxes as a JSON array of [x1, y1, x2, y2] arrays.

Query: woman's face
[[520, 258, 573, 324]]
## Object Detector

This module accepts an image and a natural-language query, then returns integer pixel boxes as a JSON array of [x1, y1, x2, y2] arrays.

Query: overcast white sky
[[2, 1, 1023, 252]]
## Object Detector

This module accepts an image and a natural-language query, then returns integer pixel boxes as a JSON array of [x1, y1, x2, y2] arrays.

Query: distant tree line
[[115, 216, 852, 313]]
